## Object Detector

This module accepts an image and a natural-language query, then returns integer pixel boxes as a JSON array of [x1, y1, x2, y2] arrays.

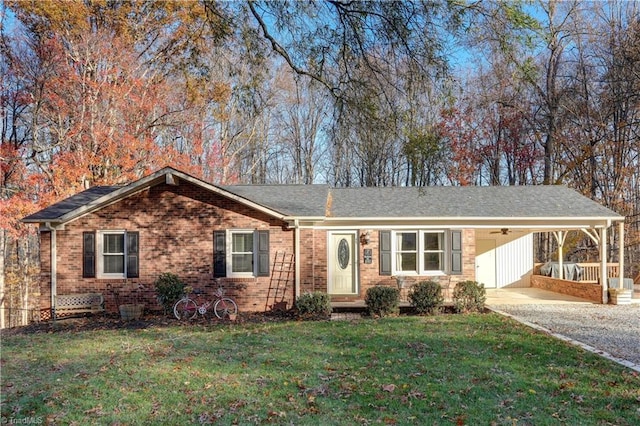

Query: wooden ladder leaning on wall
[[265, 251, 295, 312]]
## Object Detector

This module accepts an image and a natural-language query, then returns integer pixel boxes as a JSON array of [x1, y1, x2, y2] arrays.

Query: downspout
[[49, 227, 57, 319], [294, 219, 300, 301]]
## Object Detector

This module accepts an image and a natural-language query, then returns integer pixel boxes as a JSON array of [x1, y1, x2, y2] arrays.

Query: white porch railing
[[534, 262, 620, 283], [576, 263, 619, 283]]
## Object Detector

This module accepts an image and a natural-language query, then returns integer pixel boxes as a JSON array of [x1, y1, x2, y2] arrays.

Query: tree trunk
[[0, 229, 5, 329]]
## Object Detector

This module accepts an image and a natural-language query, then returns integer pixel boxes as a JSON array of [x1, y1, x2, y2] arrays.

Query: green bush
[[408, 280, 444, 315], [452, 280, 486, 313], [365, 286, 400, 317], [154, 273, 186, 314], [295, 292, 332, 318]]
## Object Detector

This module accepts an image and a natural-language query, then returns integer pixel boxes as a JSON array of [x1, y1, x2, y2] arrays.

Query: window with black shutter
[[126, 232, 139, 278], [450, 230, 463, 275], [83, 232, 96, 278], [213, 231, 226, 277], [256, 230, 270, 277], [379, 230, 392, 275]]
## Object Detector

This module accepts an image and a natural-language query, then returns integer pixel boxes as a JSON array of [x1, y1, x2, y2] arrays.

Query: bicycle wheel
[[174, 298, 197, 320], [214, 297, 238, 319]]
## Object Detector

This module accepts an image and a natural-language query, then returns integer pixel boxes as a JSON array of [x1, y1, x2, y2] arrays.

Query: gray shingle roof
[[222, 184, 329, 217], [22, 186, 122, 222], [326, 185, 621, 218], [22, 166, 623, 224]]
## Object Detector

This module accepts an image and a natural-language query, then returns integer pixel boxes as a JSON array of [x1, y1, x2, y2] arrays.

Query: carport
[[471, 211, 626, 304]]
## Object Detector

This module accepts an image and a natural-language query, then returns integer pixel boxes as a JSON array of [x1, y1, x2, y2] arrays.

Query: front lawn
[[1, 314, 639, 425]]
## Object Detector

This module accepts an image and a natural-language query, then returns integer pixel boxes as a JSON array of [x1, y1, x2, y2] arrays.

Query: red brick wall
[[304, 228, 477, 302], [530, 275, 603, 303], [299, 229, 327, 294], [41, 181, 294, 314], [40, 180, 482, 313]]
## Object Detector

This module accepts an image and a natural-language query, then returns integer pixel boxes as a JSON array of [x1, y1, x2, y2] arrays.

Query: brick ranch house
[[23, 167, 626, 317]]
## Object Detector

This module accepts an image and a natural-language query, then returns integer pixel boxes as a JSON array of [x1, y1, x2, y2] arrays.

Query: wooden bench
[[54, 293, 105, 318]]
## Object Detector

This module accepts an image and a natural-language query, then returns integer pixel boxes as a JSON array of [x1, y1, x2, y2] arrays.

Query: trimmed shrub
[[452, 280, 486, 313], [408, 280, 444, 315], [365, 286, 400, 317], [154, 273, 186, 314], [295, 292, 332, 318]]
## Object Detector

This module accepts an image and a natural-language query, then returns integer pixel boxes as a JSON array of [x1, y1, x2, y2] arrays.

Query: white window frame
[[422, 231, 446, 273], [226, 229, 256, 277], [392, 230, 447, 276], [97, 230, 127, 279], [395, 231, 419, 274]]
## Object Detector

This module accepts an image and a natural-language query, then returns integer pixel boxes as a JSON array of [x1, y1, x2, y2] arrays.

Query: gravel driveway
[[488, 303, 640, 367]]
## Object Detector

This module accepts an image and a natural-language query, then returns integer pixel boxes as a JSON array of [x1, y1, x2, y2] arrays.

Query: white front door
[[476, 239, 497, 288], [328, 232, 357, 295]]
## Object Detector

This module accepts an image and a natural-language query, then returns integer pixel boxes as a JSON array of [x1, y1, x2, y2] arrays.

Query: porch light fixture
[[360, 231, 371, 245]]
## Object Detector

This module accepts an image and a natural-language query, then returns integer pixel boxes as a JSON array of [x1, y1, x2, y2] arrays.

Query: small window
[[103, 233, 125, 274], [231, 231, 254, 273], [89, 231, 138, 279], [97, 231, 126, 278]]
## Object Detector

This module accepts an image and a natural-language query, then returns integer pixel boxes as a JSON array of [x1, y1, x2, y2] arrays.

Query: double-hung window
[[102, 232, 125, 275], [423, 232, 445, 272], [214, 229, 270, 278], [230, 231, 254, 274], [89, 230, 139, 279], [393, 230, 446, 275], [396, 232, 418, 272]]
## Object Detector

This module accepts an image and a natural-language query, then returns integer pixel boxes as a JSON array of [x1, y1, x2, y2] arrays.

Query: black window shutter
[[83, 232, 96, 278], [256, 230, 270, 277], [451, 230, 463, 275], [213, 231, 227, 277], [379, 230, 392, 275], [126, 232, 139, 278]]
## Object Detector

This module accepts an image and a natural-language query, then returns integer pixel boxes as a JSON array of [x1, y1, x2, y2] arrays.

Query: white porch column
[[618, 221, 624, 289], [552, 231, 566, 280], [600, 227, 608, 303]]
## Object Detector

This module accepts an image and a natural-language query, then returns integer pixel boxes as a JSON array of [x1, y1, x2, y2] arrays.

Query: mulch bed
[[0, 310, 298, 336]]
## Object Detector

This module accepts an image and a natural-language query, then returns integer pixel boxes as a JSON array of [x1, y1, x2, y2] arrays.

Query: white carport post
[[552, 231, 567, 280], [618, 221, 624, 289], [600, 226, 608, 304]]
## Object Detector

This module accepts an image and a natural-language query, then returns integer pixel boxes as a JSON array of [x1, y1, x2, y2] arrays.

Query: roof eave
[[316, 215, 624, 228]]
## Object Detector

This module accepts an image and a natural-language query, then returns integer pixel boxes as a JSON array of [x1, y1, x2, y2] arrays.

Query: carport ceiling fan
[[490, 228, 512, 235]]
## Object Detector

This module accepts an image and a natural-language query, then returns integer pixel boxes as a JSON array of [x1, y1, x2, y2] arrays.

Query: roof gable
[[22, 168, 290, 224]]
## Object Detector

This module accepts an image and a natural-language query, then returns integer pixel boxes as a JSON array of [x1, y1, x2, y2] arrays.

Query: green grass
[[2, 314, 639, 425]]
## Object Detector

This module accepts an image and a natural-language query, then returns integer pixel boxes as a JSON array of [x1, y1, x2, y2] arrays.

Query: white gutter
[[317, 215, 625, 222]]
